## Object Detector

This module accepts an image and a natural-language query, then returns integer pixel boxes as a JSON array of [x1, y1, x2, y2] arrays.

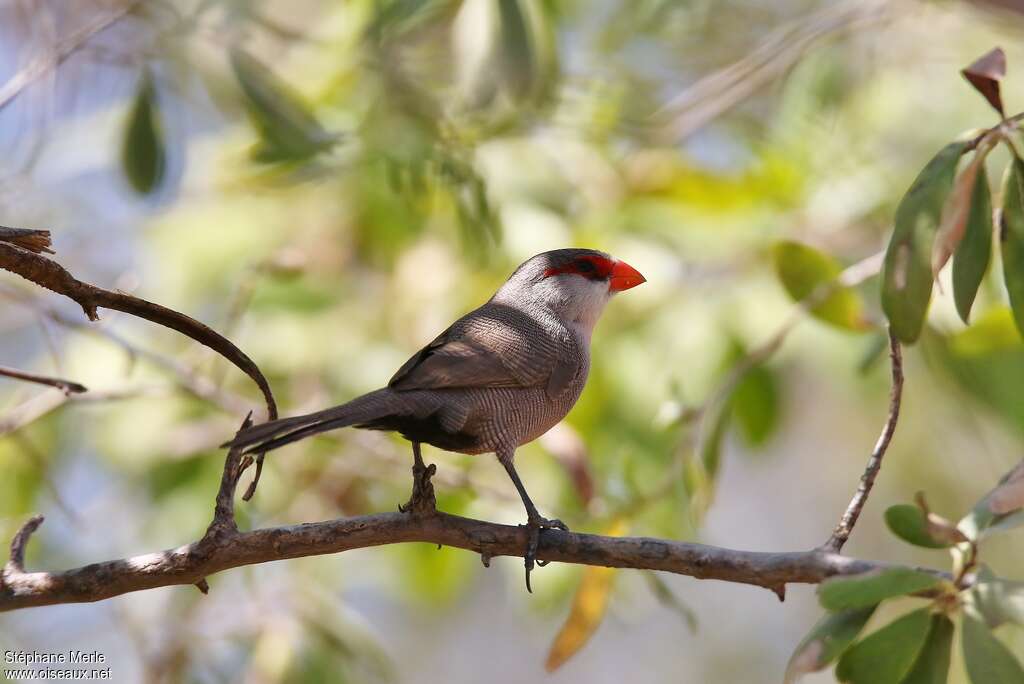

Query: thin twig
[[621, 250, 885, 518], [0, 364, 86, 394], [823, 328, 904, 552], [1, 286, 257, 416], [205, 414, 254, 539], [0, 385, 156, 438], [691, 248, 885, 468], [4, 514, 44, 574]]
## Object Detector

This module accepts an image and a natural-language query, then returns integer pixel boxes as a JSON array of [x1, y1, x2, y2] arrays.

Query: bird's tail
[[221, 389, 393, 455]]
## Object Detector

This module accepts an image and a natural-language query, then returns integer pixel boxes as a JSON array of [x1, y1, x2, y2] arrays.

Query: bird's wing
[[388, 303, 581, 396]]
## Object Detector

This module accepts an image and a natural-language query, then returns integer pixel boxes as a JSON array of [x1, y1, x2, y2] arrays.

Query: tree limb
[[0, 336, 937, 613], [1, 507, 945, 613]]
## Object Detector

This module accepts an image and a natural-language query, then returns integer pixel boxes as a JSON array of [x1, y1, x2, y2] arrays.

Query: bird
[[222, 248, 645, 590]]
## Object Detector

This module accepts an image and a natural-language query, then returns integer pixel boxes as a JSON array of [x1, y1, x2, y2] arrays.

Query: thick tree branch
[[1, 508, 944, 613], [0, 320, 935, 613], [823, 328, 904, 552]]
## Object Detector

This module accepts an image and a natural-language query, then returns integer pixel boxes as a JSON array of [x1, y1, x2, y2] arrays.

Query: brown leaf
[[962, 47, 1006, 116], [988, 460, 1024, 514], [933, 145, 993, 277], [784, 640, 824, 683], [914, 492, 970, 545], [545, 519, 628, 672]]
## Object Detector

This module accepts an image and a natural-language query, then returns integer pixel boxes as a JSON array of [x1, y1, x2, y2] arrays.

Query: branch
[[0, 1, 140, 111], [0, 333, 935, 613], [1, 508, 944, 613], [0, 364, 86, 394], [0, 227, 53, 254], [0, 232, 278, 496], [823, 328, 904, 552], [655, 0, 894, 142]]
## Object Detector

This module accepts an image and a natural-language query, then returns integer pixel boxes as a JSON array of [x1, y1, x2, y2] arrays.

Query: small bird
[[223, 248, 645, 589]]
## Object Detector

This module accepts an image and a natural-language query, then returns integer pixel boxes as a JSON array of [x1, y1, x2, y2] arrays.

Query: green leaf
[[962, 613, 1024, 684], [882, 141, 969, 343], [121, 70, 165, 195], [835, 608, 933, 684], [498, 0, 533, 98], [772, 241, 869, 331], [700, 396, 730, 479], [952, 164, 993, 323], [453, 0, 556, 108], [884, 505, 952, 549], [970, 569, 1024, 629], [716, 338, 780, 447], [819, 568, 944, 611], [784, 607, 875, 682], [1001, 156, 1024, 338], [901, 614, 953, 684], [229, 48, 335, 162], [934, 307, 1024, 429], [730, 361, 779, 446]]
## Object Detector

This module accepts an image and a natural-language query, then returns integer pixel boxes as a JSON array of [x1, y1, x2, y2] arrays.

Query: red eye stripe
[[543, 255, 615, 279]]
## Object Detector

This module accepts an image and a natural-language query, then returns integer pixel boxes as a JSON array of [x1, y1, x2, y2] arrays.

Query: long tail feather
[[241, 416, 360, 454], [221, 389, 391, 453]]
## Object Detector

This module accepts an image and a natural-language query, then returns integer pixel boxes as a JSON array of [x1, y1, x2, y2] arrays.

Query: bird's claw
[[399, 462, 437, 515], [521, 515, 569, 593]]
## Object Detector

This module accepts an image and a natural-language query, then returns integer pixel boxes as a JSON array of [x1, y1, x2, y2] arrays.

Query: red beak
[[608, 259, 646, 292]]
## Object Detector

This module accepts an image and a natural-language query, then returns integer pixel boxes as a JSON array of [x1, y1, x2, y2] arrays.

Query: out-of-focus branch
[[823, 328, 904, 552], [655, 0, 894, 142], [1, 286, 257, 417], [0, 1, 140, 111], [703, 249, 885, 425], [0, 365, 86, 394], [623, 250, 885, 519], [0, 385, 160, 438], [0, 231, 277, 496], [0, 241, 276, 418]]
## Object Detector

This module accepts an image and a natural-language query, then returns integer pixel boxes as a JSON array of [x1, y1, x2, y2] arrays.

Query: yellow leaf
[[544, 519, 629, 672]]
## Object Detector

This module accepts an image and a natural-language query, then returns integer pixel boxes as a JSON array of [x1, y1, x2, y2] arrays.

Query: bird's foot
[[399, 461, 437, 516], [521, 515, 569, 593]]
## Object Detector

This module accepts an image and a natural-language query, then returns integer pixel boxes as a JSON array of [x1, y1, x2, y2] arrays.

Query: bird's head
[[493, 248, 646, 331]]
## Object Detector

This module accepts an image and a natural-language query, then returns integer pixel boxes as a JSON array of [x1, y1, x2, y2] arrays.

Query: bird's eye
[[575, 259, 596, 273]]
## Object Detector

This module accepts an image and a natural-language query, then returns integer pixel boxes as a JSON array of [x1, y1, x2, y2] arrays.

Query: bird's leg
[[399, 442, 436, 515], [498, 449, 568, 593]]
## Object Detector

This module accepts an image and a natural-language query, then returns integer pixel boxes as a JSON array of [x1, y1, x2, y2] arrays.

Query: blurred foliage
[[3, 0, 1024, 682]]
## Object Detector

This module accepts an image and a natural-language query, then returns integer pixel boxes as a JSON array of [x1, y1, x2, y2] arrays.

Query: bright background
[[1, 1, 1023, 682]]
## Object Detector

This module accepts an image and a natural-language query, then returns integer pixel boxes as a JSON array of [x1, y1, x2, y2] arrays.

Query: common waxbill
[[223, 248, 646, 589]]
